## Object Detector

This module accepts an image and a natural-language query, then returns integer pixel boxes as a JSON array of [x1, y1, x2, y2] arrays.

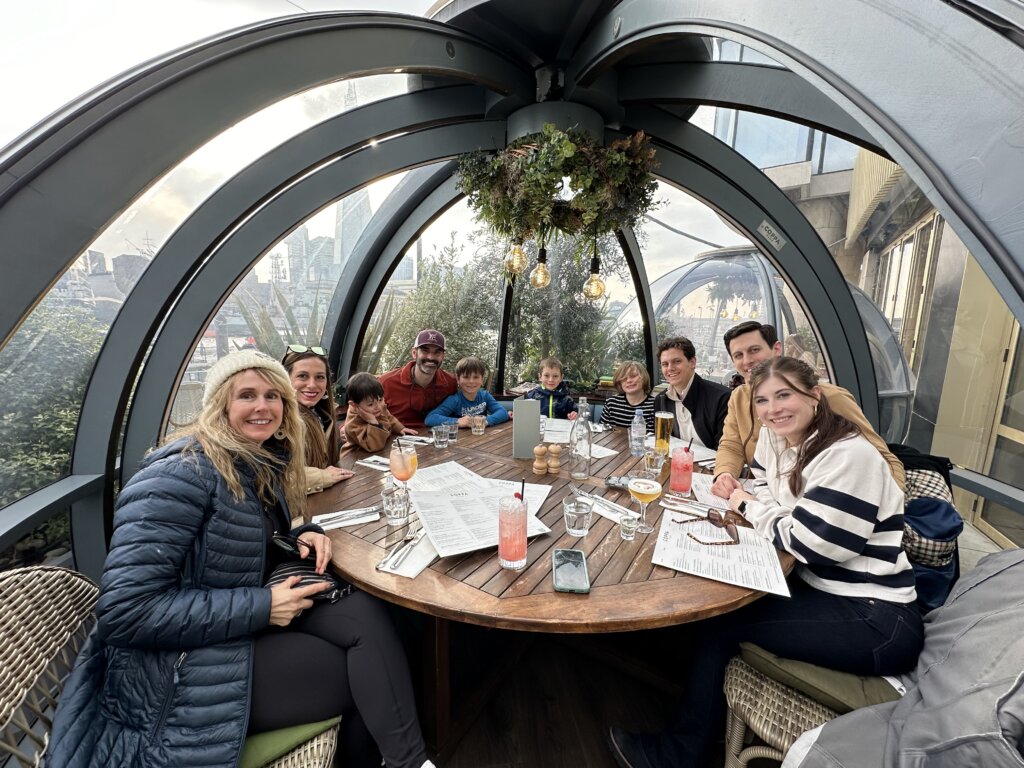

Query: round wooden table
[[314, 422, 793, 633]]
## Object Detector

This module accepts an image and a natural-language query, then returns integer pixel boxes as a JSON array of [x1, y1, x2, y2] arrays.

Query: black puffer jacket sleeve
[[96, 452, 272, 650]]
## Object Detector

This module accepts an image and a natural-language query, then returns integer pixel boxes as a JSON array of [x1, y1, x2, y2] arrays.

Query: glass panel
[[0, 296, 106, 506], [1001, 330, 1024, 433], [504, 234, 636, 392], [360, 198, 503, 378], [0, 510, 73, 571], [819, 134, 859, 173], [980, 437, 1024, 546], [2, 2, 430, 148], [169, 172, 408, 428], [732, 112, 810, 169], [74, 74, 411, 310]]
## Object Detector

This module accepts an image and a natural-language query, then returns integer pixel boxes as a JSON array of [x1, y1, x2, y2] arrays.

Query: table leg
[[422, 615, 451, 756]]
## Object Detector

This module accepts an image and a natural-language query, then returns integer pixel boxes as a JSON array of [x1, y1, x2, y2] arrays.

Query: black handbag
[[265, 534, 354, 603]]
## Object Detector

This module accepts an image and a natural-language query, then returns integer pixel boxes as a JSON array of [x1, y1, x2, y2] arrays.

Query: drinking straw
[[516, 477, 525, 500], [686, 437, 693, 452]]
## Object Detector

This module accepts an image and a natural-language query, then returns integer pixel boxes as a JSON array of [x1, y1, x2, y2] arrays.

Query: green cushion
[[739, 643, 902, 714], [239, 716, 341, 768]]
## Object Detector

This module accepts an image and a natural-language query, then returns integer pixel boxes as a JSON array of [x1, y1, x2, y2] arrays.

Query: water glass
[[562, 496, 594, 537], [381, 484, 410, 525], [619, 512, 639, 541], [498, 497, 528, 569], [447, 421, 458, 444], [432, 424, 450, 448], [643, 448, 665, 475], [471, 414, 487, 435], [539, 415, 547, 441]]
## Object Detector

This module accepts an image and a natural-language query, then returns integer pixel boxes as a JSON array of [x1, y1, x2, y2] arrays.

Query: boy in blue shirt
[[526, 356, 578, 420], [425, 356, 510, 428]]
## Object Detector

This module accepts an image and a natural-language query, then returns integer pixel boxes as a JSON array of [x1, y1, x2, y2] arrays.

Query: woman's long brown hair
[[281, 349, 341, 467], [748, 357, 860, 496]]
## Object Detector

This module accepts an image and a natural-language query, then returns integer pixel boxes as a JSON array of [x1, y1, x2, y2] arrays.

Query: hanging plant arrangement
[[456, 123, 659, 290]]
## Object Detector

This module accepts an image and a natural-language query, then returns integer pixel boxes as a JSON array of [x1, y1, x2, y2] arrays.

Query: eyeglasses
[[287, 344, 327, 357], [672, 509, 739, 546]]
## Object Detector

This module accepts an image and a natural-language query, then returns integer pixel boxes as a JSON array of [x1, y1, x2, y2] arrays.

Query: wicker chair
[[0, 565, 338, 768], [723, 657, 838, 768]]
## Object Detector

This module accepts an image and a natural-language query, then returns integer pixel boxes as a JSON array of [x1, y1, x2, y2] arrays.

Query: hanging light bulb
[[582, 248, 606, 300], [732, 306, 740, 321], [529, 247, 551, 288], [720, 309, 729, 318], [503, 241, 528, 276], [749, 305, 759, 319]]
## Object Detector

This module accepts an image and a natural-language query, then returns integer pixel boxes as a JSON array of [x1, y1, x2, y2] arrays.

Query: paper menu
[[689, 474, 755, 511], [651, 515, 790, 597], [412, 488, 551, 558]]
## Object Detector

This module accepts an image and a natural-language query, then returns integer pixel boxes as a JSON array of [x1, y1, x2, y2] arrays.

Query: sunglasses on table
[[272, 533, 316, 556], [672, 509, 740, 546], [287, 344, 327, 357]]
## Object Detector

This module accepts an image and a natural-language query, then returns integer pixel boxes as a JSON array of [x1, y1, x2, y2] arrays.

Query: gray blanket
[[790, 547, 1024, 767]]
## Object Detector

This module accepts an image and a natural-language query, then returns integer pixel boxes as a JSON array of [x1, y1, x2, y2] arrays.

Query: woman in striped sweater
[[609, 356, 923, 768]]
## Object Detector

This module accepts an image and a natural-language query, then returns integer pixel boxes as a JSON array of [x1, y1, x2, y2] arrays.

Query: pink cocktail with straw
[[498, 493, 527, 570]]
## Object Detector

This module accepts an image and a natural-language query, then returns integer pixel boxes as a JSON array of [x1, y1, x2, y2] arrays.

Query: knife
[[389, 528, 428, 571], [317, 505, 383, 524]]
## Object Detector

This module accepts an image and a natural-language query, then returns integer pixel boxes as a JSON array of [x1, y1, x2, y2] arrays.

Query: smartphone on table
[[552, 548, 590, 594]]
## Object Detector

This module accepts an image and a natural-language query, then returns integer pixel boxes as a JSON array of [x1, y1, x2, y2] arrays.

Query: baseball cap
[[414, 329, 445, 350]]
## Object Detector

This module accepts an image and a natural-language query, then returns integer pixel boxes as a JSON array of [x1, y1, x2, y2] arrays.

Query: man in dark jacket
[[652, 336, 730, 450]]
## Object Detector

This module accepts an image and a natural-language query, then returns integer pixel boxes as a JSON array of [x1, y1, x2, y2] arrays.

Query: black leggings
[[249, 590, 427, 768]]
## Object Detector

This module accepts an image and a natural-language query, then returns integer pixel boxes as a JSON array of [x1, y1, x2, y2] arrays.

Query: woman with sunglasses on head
[[609, 356, 922, 768], [281, 344, 354, 494], [50, 350, 434, 768]]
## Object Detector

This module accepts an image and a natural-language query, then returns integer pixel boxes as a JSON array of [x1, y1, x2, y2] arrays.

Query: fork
[[376, 528, 418, 571], [389, 528, 427, 571]]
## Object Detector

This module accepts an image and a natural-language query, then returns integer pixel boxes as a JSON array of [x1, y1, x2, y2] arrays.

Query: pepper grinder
[[547, 443, 563, 473], [532, 444, 548, 475]]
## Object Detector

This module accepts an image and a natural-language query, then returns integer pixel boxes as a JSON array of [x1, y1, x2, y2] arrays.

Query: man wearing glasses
[[379, 329, 457, 430]]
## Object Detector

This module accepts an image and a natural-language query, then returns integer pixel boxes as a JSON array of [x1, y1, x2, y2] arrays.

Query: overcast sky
[[0, 0, 744, 303], [0, 0, 434, 149]]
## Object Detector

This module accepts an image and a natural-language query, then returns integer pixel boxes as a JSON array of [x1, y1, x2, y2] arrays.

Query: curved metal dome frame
[[2, 3, 1023, 574]]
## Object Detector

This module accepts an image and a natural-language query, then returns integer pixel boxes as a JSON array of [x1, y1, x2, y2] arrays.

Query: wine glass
[[389, 442, 417, 487], [627, 474, 662, 535]]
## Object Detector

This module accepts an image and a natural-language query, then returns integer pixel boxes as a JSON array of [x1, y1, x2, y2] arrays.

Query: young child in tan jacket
[[343, 372, 417, 452]]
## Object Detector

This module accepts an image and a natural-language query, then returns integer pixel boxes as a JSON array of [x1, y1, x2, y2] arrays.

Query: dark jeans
[[646, 578, 924, 767], [250, 590, 428, 768]]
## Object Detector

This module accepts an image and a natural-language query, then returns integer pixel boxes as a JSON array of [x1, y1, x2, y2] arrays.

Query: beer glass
[[654, 411, 674, 456]]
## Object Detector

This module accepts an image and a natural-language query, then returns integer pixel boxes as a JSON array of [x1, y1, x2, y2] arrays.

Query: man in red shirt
[[378, 329, 457, 430]]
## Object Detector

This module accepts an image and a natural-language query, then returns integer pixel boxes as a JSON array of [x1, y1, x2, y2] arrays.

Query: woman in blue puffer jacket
[[49, 350, 435, 768]]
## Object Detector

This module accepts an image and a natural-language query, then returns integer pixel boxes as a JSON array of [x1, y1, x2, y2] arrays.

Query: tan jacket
[[300, 407, 341, 495], [344, 404, 407, 453], [714, 381, 906, 490]]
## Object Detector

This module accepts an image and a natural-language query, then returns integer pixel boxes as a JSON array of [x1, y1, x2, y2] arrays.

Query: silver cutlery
[[389, 528, 427, 571], [568, 483, 634, 518], [376, 529, 417, 571], [318, 504, 383, 524]]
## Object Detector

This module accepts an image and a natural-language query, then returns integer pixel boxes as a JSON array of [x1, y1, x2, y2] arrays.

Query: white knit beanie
[[202, 350, 290, 405]]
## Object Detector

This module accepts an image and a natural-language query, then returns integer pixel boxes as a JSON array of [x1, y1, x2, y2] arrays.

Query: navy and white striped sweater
[[746, 428, 916, 603]]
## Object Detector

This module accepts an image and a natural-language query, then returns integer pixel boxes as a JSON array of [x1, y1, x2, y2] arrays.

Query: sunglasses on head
[[287, 344, 327, 357], [672, 509, 740, 546]]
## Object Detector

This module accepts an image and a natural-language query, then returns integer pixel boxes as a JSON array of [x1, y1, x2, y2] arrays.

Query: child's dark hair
[[539, 356, 564, 374], [455, 356, 488, 379], [346, 372, 384, 403]]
